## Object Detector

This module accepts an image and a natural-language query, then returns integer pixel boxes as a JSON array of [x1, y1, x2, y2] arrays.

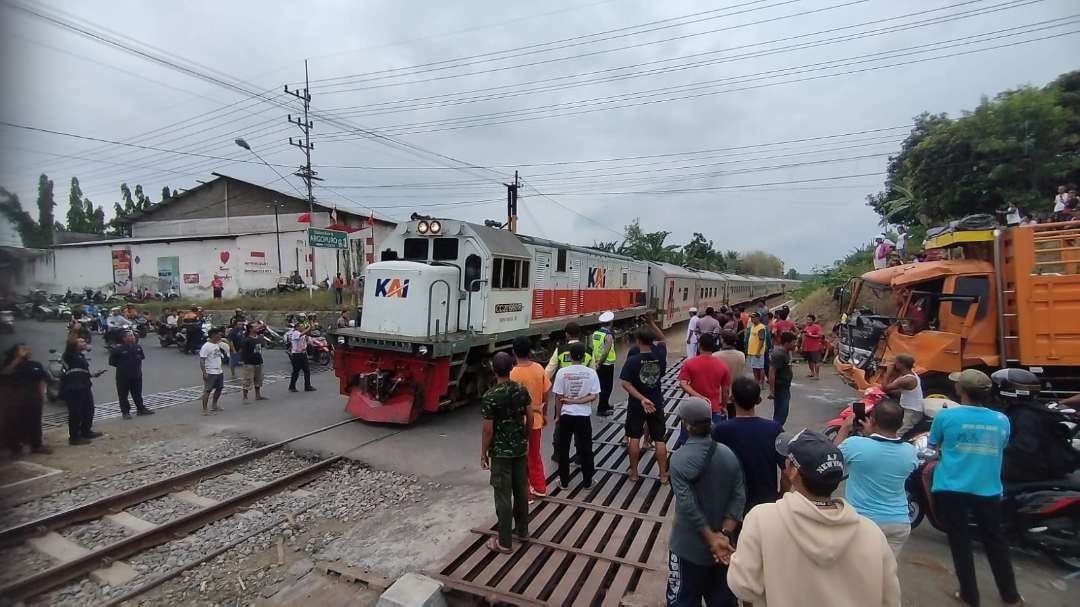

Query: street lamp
[[235, 138, 315, 292]]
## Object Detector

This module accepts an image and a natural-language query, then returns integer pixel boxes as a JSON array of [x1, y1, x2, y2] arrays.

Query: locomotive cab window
[[432, 238, 459, 261], [492, 258, 529, 289], [403, 238, 429, 261], [556, 248, 567, 272]]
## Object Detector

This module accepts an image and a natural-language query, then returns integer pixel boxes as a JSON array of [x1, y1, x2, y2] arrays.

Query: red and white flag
[[330, 206, 339, 223]]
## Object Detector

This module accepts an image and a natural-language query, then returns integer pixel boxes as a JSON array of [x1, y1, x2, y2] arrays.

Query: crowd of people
[[476, 302, 1055, 607]]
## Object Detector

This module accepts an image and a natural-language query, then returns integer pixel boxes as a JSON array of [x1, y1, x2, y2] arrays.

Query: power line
[[306, 0, 811, 86], [317, 0, 1040, 115], [316, 22, 1078, 138]]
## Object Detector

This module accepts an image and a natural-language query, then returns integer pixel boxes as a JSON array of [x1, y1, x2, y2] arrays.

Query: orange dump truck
[[834, 217, 1080, 398]]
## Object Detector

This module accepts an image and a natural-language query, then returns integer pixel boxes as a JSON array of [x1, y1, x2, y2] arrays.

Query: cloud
[[0, 0, 1076, 270]]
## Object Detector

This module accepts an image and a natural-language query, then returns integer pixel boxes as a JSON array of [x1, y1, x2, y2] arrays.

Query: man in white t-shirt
[[686, 308, 701, 358], [199, 328, 229, 415], [552, 342, 601, 489]]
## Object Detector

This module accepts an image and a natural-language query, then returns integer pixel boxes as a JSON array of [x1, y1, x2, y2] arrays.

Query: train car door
[[532, 250, 550, 320]]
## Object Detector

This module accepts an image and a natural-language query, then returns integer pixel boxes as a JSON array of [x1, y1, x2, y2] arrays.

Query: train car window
[[432, 238, 459, 261], [682, 287, 688, 301], [492, 258, 504, 288], [403, 238, 429, 261], [520, 261, 531, 288], [556, 249, 567, 272], [380, 248, 398, 261], [465, 254, 482, 291], [622, 269, 628, 287]]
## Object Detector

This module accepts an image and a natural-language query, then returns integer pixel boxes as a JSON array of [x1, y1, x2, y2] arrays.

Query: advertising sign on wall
[[111, 248, 132, 294], [157, 256, 180, 291], [183, 273, 200, 285], [244, 250, 273, 273]]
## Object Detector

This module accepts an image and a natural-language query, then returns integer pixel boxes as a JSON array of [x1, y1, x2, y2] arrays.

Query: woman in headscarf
[[1, 343, 52, 456]]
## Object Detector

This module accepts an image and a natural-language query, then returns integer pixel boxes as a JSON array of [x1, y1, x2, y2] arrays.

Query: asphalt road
[[11, 320, 1079, 605]]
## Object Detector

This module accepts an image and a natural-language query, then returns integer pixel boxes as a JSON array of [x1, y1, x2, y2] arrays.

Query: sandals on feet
[[486, 537, 512, 554]]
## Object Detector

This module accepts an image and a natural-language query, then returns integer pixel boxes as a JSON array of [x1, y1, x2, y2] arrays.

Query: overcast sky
[[1, 0, 1076, 271]]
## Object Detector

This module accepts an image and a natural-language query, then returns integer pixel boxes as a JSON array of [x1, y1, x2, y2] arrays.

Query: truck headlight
[[417, 221, 429, 234], [429, 220, 441, 234]]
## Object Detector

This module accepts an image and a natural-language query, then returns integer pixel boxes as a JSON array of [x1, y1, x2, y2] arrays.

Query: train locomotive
[[332, 217, 796, 424]]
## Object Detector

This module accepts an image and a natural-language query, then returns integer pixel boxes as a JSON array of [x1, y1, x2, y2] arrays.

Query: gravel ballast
[[59, 519, 133, 551], [27, 460, 428, 607]]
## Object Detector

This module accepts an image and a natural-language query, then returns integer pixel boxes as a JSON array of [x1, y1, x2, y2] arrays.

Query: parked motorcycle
[[34, 302, 71, 322], [0, 309, 14, 334], [906, 435, 1080, 570], [260, 324, 286, 349], [158, 324, 179, 347]]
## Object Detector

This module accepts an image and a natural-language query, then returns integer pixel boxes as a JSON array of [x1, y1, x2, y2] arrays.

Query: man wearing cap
[[591, 311, 617, 417], [928, 369, 1021, 607], [480, 352, 532, 554], [728, 429, 899, 607], [686, 308, 701, 358], [666, 397, 745, 607]]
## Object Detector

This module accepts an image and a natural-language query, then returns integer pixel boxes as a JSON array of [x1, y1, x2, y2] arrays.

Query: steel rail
[[0, 455, 342, 602], [0, 417, 358, 548]]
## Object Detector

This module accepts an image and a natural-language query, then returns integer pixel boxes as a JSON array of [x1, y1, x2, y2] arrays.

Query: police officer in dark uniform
[[109, 330, 154, 419]]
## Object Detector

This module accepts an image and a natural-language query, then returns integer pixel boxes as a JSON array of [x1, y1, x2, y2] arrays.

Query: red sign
[[111, 249, 132, 294], [219, 251, 230, 264], [250, 250, 265, 258]]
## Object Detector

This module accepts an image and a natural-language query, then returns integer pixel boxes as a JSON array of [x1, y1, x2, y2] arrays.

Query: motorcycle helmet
[[991, 368, 1041, 403]]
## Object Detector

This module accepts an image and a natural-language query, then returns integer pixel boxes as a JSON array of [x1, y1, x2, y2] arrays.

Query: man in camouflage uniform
[[481, 351, 532, 553]]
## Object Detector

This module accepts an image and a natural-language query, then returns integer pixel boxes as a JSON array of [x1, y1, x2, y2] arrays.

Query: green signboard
[[308, 227, 348, 249]]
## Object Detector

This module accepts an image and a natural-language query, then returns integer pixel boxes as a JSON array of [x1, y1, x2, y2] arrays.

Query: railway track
[[0, 418, 360, 604], [431, 359, 687, 607], [41, 366, 332, 430]]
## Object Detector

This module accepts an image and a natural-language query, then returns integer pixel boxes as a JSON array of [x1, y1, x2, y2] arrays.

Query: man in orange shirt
[[511, 336, 551, 502]]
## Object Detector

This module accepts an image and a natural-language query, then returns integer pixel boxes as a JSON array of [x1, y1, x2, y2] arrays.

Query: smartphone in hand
[[852, 402, 866, 431]]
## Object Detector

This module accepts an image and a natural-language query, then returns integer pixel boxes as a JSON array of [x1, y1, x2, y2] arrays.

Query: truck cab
[[835, 217, 1080, 398]]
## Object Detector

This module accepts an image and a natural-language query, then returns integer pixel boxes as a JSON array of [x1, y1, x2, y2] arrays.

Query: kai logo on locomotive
[[588, 267, 606, 288], [374, 277, 410, 298]]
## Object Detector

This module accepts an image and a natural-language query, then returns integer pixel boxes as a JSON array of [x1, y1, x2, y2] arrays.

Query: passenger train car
[[334, 218, 797, 424]]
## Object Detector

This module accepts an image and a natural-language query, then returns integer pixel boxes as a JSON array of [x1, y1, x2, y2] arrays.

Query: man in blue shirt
[[834, 399, 917, 556], [928, 369, 1022, 607], [713, 377, 783, 511]]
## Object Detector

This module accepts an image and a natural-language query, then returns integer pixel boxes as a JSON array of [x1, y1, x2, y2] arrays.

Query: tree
[[869, 71, 1080, 226], [785, 268, 799, 279], [618, 219, 682, 264], [733, 250, 784, 277], [161, 186, 172, 201], [681, 232, 727, 271], [0, 187, 46, 247], [36, 174, 58, 245]]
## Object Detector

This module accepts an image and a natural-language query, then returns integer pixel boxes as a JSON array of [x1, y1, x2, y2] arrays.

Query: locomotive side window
[[403, 238, 429, 261], [556, 248, 567, 272], [464, 254, 482, 291], [432, 238, 459, 261], [492, 258, 529, 289]]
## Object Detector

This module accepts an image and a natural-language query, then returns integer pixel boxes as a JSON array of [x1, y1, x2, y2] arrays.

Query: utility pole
[[505, 170, 519, 233], [285, 59, 321, 288]]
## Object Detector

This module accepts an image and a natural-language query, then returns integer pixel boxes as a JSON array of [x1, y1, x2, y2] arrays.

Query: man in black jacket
[[109, 331, 154, 419]]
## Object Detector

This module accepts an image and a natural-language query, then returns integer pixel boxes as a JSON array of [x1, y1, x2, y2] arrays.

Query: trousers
[[116, 374, 145, 414], [666, 551, 736, 607], [63, 389, 95, 440], [597, 364, 614, 413], [490, 456, 529, 549], [289, 353, 311, 389], [3, 401, 44, 450], [772, 383, 791, 427], [557, 414, 594, 487], [334, 288, 343, 305], [526, 427, 547, 497], [933, 491, 1020, 607]]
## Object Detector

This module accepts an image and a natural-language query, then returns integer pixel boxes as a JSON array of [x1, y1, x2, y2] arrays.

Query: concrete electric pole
[[285, 59, 321, 285]]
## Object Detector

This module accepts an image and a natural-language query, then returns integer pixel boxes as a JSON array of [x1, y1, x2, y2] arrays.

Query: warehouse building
[[20, 174, 396, 299]]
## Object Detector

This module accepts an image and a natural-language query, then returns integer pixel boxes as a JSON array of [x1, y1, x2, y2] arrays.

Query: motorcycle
[[158, 323, 179, 347], [906, 435, 1080, 571], [176, 316, 213, 354], [260, 324, 286, 349], [104, 319, 135, 345], [132, 315, 151, 338], [69, 316, 95, 342], [307, 328, 332, 366], [0, 309, 14, 334], [34, 302, 71, 322]]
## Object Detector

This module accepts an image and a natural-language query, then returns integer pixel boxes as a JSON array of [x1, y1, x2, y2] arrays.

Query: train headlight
[[417, 220, 429, 234], [429, 220, 442, 234], [418, 345, 429, 355]]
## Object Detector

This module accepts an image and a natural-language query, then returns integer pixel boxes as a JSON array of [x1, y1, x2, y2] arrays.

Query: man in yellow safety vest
[[591, 311, 617, 416]]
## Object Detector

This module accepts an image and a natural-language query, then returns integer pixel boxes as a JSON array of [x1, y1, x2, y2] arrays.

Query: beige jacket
[[728, 491, 900, 607]]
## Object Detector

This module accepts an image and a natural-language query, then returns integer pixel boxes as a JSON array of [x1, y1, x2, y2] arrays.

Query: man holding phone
[[834, 399, 919, 556], [621, 312, 669, 484]]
